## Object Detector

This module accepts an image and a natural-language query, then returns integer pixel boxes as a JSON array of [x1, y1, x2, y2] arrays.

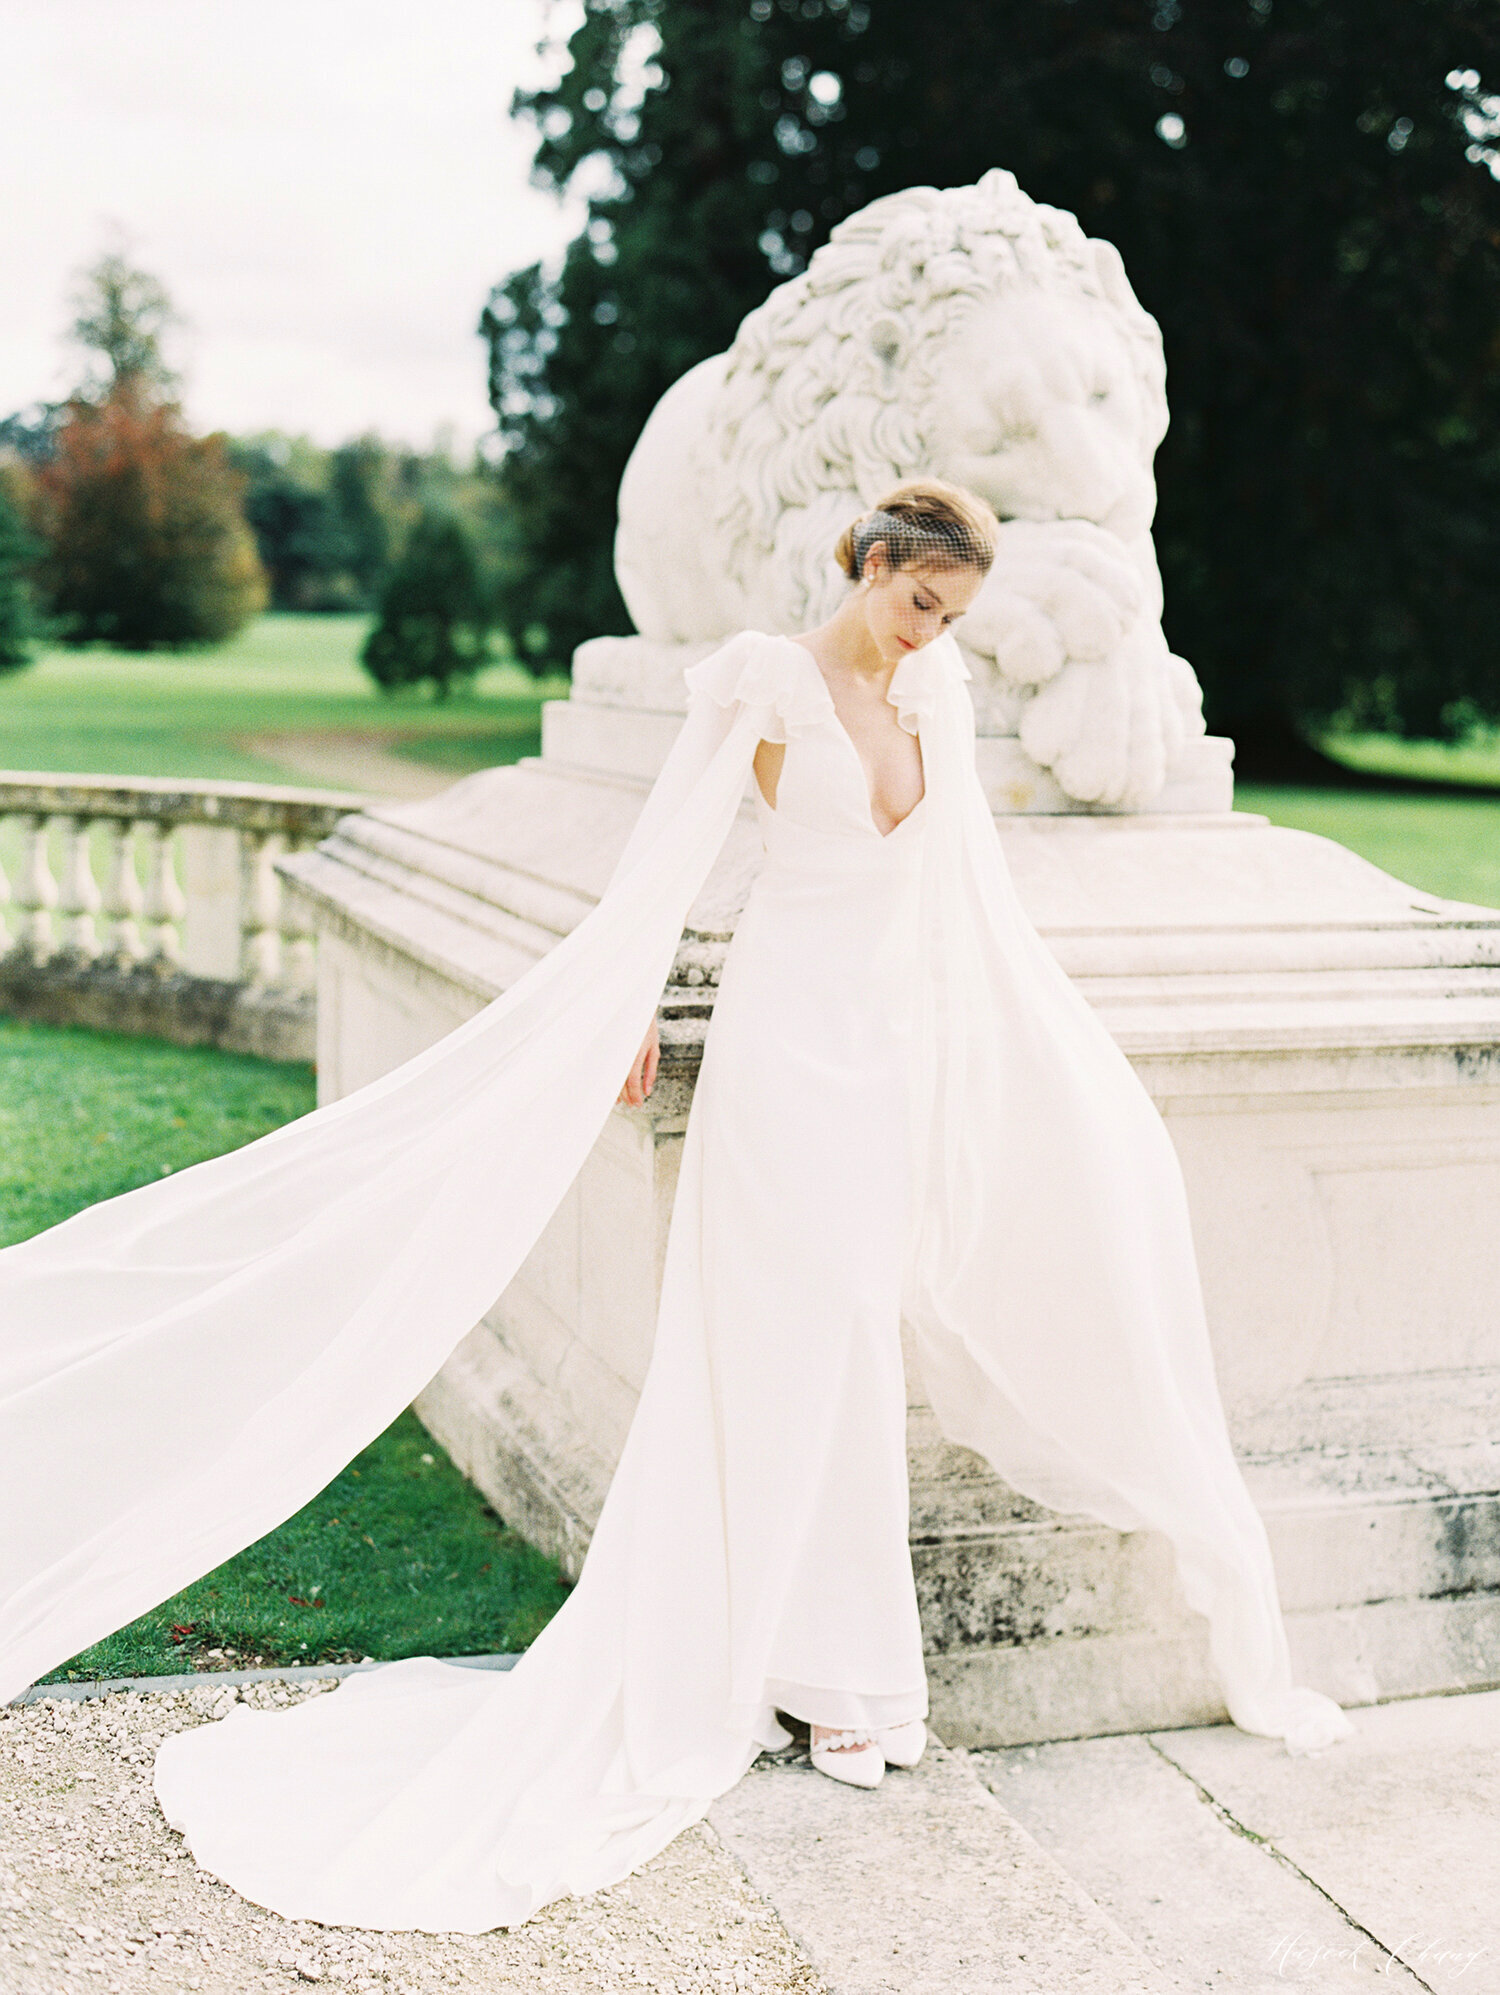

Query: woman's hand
[[617, 1016, 660, 1107]]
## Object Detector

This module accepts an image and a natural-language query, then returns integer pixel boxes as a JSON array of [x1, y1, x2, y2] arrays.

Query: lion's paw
[[962, 518, 1146, 692], [1017, 628, 1204, 808]]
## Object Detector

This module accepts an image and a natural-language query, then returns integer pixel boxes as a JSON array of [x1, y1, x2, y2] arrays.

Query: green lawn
[[0, 1017, 318, 1243], [0, 1018, 571, 1683], [2, 617, 1496, 908], [0, 613, 565, 789], [1324, 726, 1500, 790], [1237, 784, 1500, 910], [1236, 728, 1498, 910], [39, 1408, 571, 1685]]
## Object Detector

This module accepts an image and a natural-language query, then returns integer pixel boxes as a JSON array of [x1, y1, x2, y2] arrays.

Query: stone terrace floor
[[2, 1676, 1497, 1994]]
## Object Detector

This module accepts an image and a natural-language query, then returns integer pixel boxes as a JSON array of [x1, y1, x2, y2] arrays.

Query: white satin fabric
[[0, 627, 1351, 1935]]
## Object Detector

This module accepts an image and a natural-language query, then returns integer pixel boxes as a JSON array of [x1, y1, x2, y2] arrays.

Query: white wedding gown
[[0, 628, 1352, 1935]]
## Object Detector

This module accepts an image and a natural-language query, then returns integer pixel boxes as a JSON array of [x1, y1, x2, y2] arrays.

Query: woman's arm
[[607, 649, 754, 1103], [616, 1014, 660, 1107], [752, 738, 785, 810]]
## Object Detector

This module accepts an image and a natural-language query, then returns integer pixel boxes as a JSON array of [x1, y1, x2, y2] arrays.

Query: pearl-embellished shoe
[[809, 1726, 885, 1788], [876, 1718, 927, 1767]]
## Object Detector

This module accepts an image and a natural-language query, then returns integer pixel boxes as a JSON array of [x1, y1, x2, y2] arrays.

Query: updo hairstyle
[[833, 477, 1001, 586]]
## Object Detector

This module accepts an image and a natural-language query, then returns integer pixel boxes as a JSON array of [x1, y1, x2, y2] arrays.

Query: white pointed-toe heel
[[876, 1718, 927, 1767], [809, 1726, 885, 1789]]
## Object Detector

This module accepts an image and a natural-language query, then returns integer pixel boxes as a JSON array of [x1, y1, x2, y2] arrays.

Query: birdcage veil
[[839, 485, 1000, 587], [853, 508, 991, 575]]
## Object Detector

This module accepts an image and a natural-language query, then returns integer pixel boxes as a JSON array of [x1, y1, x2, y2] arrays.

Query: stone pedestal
[[281, 656, 1500, 1747]]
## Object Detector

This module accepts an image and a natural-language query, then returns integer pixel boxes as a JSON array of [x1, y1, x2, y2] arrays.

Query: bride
[[0, 477, 1352, 1936]]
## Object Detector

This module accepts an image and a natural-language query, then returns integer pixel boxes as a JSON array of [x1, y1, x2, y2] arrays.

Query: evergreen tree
[[484, 1, 809, 671], [330, 438, 393, 603], [0, 405, 64, 466], [231, 436, 362, 611], [361, 509, 490, 697], [229, 433, 493, 614], [0, 477, 41, 672], [486, 0, 1500, 770]]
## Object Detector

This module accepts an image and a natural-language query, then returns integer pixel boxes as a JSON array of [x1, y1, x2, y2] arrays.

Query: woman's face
[[860, 547, 983, 662]]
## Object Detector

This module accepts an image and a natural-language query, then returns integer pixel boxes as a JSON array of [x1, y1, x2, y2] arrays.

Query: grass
[[2, 614, 1495, 907], [0, 1017, 318, 1243], [0, 1017, 571, 1682], [0, 642, 1494, 1679], [1236, 785, 1500, 910], [1324, 726, 1500, 790], [1232, 725, 1500, 910], [0, 613, 565, 789], [39, 1409, 572, 1685]]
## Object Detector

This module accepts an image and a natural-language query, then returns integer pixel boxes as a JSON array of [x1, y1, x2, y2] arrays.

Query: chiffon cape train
[[0, 627, 1351, 1932]]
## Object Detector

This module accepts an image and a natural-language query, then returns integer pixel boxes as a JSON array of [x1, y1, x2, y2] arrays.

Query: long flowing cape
[[0, 629, 1350, 1779]]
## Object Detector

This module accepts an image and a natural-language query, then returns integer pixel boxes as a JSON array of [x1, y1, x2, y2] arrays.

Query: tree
[[0, 476, 41, 671], [34, 251, 267, 649], [229, 433, 502, 614], [361, 509, 490, 697], [230, 435, 365, 611], [483, 2, 808, 672], [68, 246, 178, 401], [329, 438, 393, 603], [0, 404, 65, 465], [35, 394, 268, 648], [486, 0, 1500, 770]]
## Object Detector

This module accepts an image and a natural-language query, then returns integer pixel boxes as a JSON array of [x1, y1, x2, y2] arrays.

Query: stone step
[[975, 1689, 1500, 1992], [910, 1478, 1500, 1639], [977, 1731, 1424, 1992], [420, 1321, 1500, 1749], [708, 1735, 1172, 1993]]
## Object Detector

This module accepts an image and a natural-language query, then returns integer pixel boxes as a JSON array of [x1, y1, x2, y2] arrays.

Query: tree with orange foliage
[[34, 251, 266, 650]]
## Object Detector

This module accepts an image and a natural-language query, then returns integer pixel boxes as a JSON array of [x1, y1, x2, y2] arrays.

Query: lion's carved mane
[[615, 168, 1206, 808]]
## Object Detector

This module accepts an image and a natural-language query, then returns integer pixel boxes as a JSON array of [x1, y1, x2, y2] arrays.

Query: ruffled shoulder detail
[[682, 630, 836, 743], [886, 632, 970, 736]]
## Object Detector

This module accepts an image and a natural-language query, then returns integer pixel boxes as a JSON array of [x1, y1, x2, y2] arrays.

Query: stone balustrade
[[0, 772, 364, 1061]]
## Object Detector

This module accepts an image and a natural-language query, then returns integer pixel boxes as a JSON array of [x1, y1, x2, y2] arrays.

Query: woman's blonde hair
[[833, 477, 1001, 585]]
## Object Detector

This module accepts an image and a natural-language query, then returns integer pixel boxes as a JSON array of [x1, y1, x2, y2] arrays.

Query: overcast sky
[[1, 0, 587, 449]]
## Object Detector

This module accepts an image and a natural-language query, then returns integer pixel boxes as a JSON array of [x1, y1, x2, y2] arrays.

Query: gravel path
[[242, 734, 454, 800], [0, 1681, 826, 1995]]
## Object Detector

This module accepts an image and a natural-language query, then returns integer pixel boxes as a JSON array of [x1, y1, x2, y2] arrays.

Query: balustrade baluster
[[0, 775, 346, 1056], [278, 838, 317, 993], [14, 813, 58, 963], [140, 819, 187, 964], [0, 818, 12, 952], [55, 814, 102, 958], [240, 829, 285, 986], [102, 820, 147, 965]]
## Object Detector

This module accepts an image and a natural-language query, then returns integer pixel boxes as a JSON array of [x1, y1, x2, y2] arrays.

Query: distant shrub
[[361, 509, 490, 697], [231, 433, 395, 614], [0, 476, 41, 672]]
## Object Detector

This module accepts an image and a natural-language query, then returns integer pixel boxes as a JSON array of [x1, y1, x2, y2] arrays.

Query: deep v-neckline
[[778, 637, 926, 841]]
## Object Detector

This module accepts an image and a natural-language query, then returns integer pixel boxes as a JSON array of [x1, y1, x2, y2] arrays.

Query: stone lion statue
[[614, 167, 1205, 809]]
